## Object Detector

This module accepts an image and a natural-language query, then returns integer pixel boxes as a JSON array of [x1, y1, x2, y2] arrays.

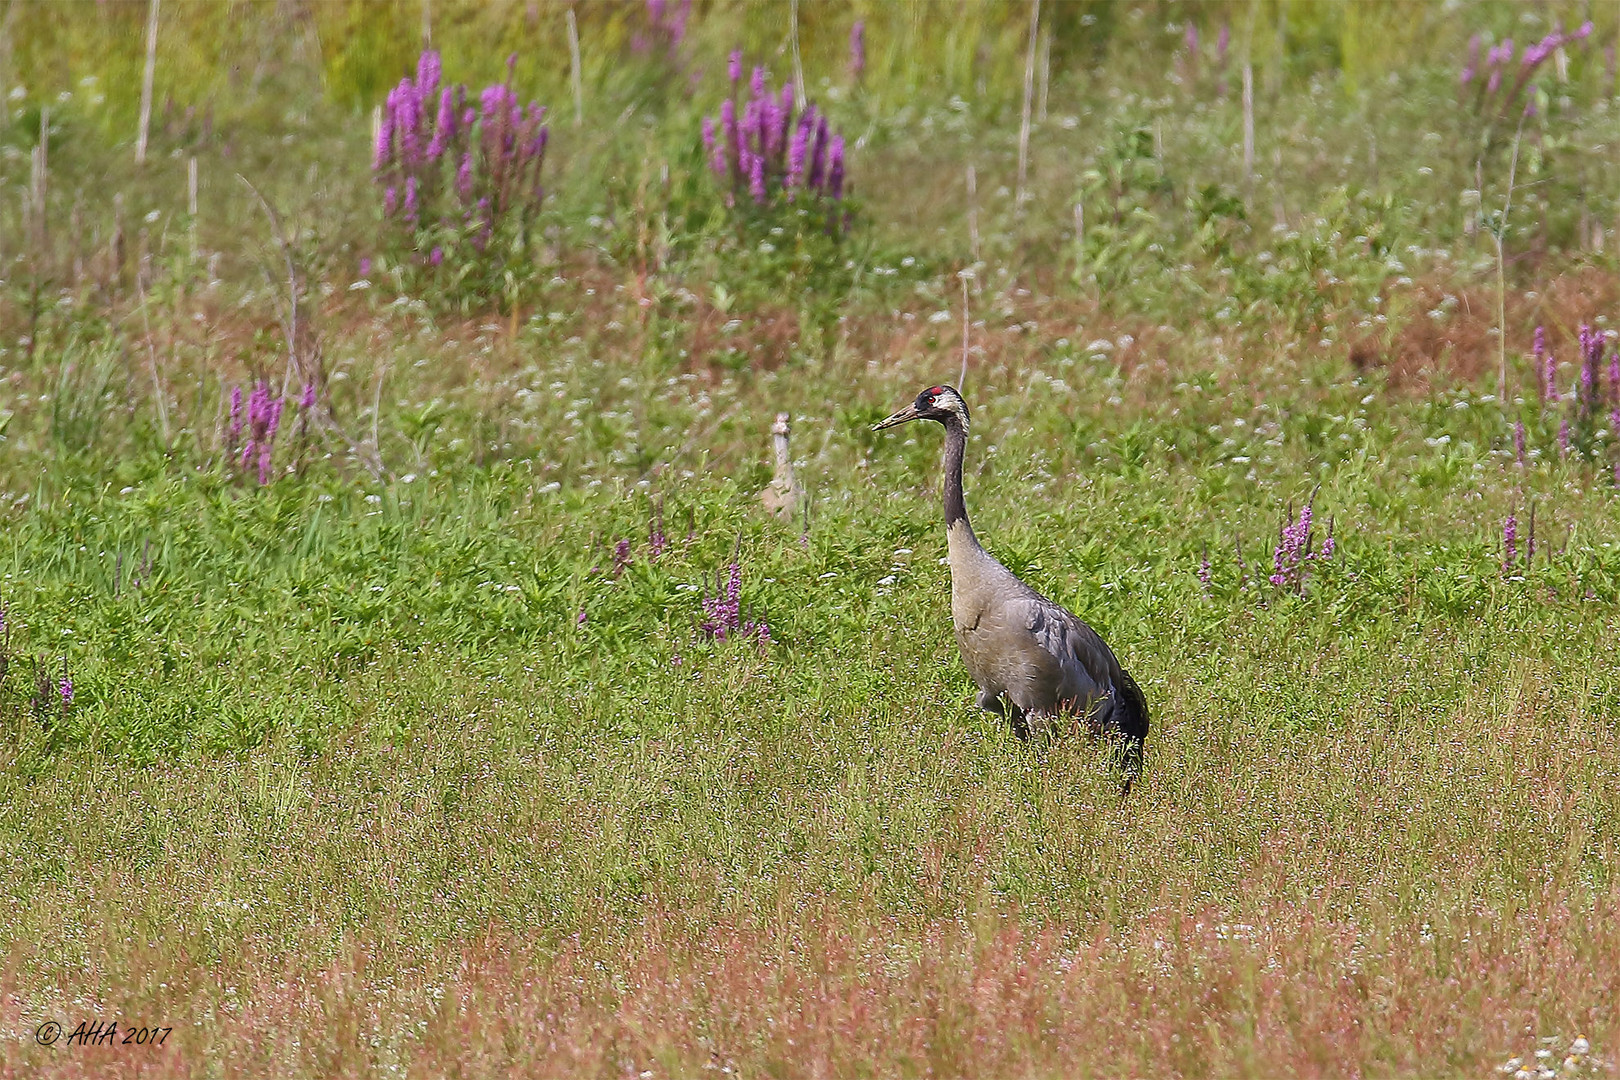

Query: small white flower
[[365, 494, 382, 504], [877, 575, 896, 586], [1572, 1039, 1589, 1055]]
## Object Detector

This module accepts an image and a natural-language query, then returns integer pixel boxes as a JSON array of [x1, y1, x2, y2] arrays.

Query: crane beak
[[873, 403, 921, 431]]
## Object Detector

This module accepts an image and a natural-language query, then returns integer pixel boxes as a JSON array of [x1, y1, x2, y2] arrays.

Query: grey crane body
[[875, 385, 1148, 787]]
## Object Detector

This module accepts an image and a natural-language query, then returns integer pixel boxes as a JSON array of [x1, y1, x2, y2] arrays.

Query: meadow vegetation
[[1, 1, 1619, 1075]]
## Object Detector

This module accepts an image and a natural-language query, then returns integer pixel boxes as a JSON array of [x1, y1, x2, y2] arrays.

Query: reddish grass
[[7, 887, 1617, 1079]]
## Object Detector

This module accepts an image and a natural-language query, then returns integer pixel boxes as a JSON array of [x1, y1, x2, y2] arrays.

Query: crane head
[[873, 385, 970, 432]]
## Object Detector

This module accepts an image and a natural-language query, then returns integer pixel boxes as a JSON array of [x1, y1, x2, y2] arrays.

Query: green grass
[[3, 1, 1620, 1076]]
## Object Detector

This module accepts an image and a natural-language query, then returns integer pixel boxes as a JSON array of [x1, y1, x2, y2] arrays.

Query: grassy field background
[[2, 1, 1620, 1075]]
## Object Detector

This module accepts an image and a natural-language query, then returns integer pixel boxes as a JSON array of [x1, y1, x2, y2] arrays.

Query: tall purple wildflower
[[700, 562, 769, 643], [1535, 326, 1559, 404], [849, 20, 866, 82], [703, 52, 851, 224], [1269, 501, 1333, 593], [237, 380, 284, 485], [728, 50, 743, 84], [1470, 25, 1596, 116], [1503, 512, 1518, 572], [59, 672, 72, 705], [373, 50, 550, 250], [639, 0, 689, 57], [417, 49, 441, 104], [427, 87, 456, 159], [1558, 417, 1571, 457], [649, 518, 668, 560], [1514, 419, 1526, 466], [1578, 324, 1605, 421]]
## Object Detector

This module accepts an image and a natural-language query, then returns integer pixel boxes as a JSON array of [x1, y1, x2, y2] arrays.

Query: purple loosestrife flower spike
[[384, 186, 398, 216], [613, 539, 632, 577], [787, 119, 810, 194], [850, 20, 866, 80], [748, 149, 767, 205], [456, 153, 474, 201], [750, 65, 767, 101], [1503, 513, 1518, 571], [480, 84, 506, 125], [1198, 550, 1212, 592], [429, 246, 443, 267], [1514, 420, 1526, 465], [300, 382, 316, 410], [1559, 417, 1571, 457], [229, 385, 243, 446], [1184, 23, 1199, 56], [404, 177, 419, 225], [59, 674, 72, 705], [702, 116, 719, 171], [396, 79, 422, 168], [808, 116, 828, 190], [428, 87, 455, 160], [417, 50, 441, 103], [728, 50, 742, 84], [828, 136, 846, 200], [775, 82, 794, 157]]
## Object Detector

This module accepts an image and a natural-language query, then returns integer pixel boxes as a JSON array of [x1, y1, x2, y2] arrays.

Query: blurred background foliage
[[2, 1, 1612, 129]]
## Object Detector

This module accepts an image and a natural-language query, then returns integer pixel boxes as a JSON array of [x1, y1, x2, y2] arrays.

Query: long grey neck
[[941, 415, 974, 538]]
